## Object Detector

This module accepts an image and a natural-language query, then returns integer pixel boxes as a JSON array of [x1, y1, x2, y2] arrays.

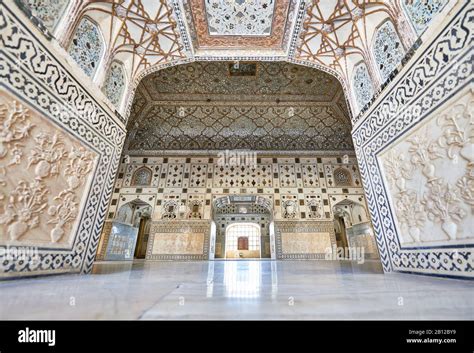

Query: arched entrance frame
[[211, 195, 275, 260]]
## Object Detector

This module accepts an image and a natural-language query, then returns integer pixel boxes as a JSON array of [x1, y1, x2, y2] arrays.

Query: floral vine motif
[[64, 147, 95, 190], [421, 179, 466, 240], [383, 150, 413, 192], [394, 191, 426, 243], [408, 133, 444, 181], [28, 132, 67, 179], [0, 101, 35, 160], [0, 180, 48, 240], [437, 102, 473, 163], [47, 190, 78, 243], [456, 163, 474, 210]]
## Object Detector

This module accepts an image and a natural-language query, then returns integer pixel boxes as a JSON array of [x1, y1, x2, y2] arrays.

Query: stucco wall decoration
[[0, 2, 126, 277], [353, 1, 473, 278]]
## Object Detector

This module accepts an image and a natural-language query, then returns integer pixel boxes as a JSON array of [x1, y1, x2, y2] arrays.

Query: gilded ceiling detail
[[126, 62, 353, 152]]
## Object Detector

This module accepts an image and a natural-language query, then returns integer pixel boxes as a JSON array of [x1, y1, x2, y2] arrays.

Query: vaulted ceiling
[[22, 0, 449, 126], [126, 61, 353, 152]]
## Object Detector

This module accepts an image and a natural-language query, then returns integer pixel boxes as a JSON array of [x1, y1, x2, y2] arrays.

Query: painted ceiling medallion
[[185, 0, 292, 49], [205, 0, 276, 36]]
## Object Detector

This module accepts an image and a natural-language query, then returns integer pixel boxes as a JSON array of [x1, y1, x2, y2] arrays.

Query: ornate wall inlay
[[19, 0, 69, 32], [352, 63, 374, 112], [373, 21, 406, 82], [67, 17, 105, 78], [1, 2, 126, 276], [107, 153, 376, 261], [353, 1, 473, 277], [102, 61, 126, 109], [380, 91, 473, 247], [403, 0, 449, 35], [127, 61, 352, 151], [185, 0, 292, 49]]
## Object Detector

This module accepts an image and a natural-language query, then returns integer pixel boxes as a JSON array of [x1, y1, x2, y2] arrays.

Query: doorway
[[225, 223, 261, 259]]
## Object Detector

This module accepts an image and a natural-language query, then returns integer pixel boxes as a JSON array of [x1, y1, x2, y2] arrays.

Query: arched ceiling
[[56, 0, 426, 119], [125, 61, 353, 152]]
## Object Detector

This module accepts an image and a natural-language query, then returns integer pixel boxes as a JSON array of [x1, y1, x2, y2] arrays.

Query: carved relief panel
[[0, 92, 97, 246], [380, 90, 473, 247]]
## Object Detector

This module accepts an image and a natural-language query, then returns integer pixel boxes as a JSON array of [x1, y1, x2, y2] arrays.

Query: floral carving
[[437, 103, 473, 163], [408, 133, 443, 181], [0, 101, 34, 161], [0, 180, 48, 240], [394, 191, 426, 242], [422, 180, 466, 240], [383, 151, 413, 192], [64, 147, 95, 190], [28, 132, 67, 179], [47, 191, 78, 243]]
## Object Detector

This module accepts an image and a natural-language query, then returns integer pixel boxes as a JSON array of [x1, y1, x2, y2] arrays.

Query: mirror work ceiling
[[127, 61, 352, 152]]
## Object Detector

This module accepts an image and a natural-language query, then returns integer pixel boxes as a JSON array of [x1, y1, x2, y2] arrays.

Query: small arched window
[[68, 17, 105, 78], [131, 167, 152, 186]]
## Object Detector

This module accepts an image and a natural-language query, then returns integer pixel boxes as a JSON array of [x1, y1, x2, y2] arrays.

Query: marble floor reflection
[[0, 260, 473, 320]]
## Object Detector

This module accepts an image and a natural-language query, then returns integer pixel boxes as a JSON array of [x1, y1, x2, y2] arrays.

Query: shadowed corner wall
[[0, 1, 126, 277], [353, 1, 473, 278]]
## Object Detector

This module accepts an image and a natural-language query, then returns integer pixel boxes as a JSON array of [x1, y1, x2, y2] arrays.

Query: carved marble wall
[[0, 91, 97, 246], [0, 2, 126, 277], [380, 91, 473, 247], [353, 1, 473, 278]]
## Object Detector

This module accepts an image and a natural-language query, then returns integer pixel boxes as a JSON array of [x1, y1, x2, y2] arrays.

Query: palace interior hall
[[0, 0, 473, 320]]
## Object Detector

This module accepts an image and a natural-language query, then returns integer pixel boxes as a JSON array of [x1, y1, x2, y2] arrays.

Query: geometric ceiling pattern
[[20, 0, 450, 122], [204, 0, 276, 36], [126, 61, 353, 151], [185, 0, 293, 49]]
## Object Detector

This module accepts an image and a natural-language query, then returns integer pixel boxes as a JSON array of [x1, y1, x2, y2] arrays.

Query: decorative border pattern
[[353, 2, 473, 277], [0, 2, 126, 276]]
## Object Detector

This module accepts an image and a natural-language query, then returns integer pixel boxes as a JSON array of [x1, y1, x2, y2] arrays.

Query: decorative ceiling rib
[[31, 0, 450, 121]]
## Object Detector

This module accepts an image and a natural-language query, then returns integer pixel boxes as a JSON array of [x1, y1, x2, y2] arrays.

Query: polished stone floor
[[0, 260, 472, 320]]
